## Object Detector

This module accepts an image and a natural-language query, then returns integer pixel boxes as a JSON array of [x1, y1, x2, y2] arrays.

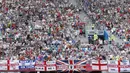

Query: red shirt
[[80, 29, 82, 33], [101, 8, 104, 13], [5, 7, 8, 12], [117, 7, 120, 12], [12, 24, 16, 28]]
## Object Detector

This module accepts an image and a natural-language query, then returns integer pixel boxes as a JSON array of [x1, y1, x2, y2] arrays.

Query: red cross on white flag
[[35, 61, 56, 71], [92, 59, 107, 71], [108, 60, 121, 72]]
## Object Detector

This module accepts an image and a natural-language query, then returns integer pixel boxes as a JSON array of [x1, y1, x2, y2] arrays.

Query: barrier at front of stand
[[0, 60, 130, 72]]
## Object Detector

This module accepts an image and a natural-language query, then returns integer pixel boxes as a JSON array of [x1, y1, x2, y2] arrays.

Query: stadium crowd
[[83, 0, 130, 41], [0, 0, 90, 61], [82, 0, 130, 60], [0, 0, 129, 62]]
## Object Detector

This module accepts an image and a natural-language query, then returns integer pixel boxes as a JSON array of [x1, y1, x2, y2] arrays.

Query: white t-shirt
[[99, 39, 103, 44]]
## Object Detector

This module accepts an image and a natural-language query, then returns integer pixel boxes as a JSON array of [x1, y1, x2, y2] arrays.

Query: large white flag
[[0, 60, 8, 70], [35, 61, 56, 71], [92, 60, 107, 71], [108, 60, 120, 72], [9, 60, 19, 70], [120, 60, 130, 72]]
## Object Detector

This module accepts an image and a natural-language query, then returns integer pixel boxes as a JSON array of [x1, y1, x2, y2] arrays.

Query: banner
[[57, 60, 87, 73], [0, 60, 7, 70], [46, 61, 56, 71], [86, 64, 92, 71], [0, 60, 130, 72], [9, 60, 19, 70], [92, 60, 107, 71], [108, 60, 119, 72], [35, 61, 56, 71], [19, 60, 35, 71], [57, 60, 69, 72], [120, 60, 130, 72], [35, 61, 45, 71], [108, 60, 130, 72]]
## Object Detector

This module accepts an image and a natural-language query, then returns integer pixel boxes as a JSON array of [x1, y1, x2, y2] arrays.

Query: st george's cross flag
[[0, 60, 8, 70], [0, 60, 19, 71], [8, 60, 19, 71], [35, 61, 56, 71], [120, 60, 130, 72], [108, 60, 120, 72], [56, 60, 87, 73], [92, 60, 107, 71], [86, 63, 92, 71]]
